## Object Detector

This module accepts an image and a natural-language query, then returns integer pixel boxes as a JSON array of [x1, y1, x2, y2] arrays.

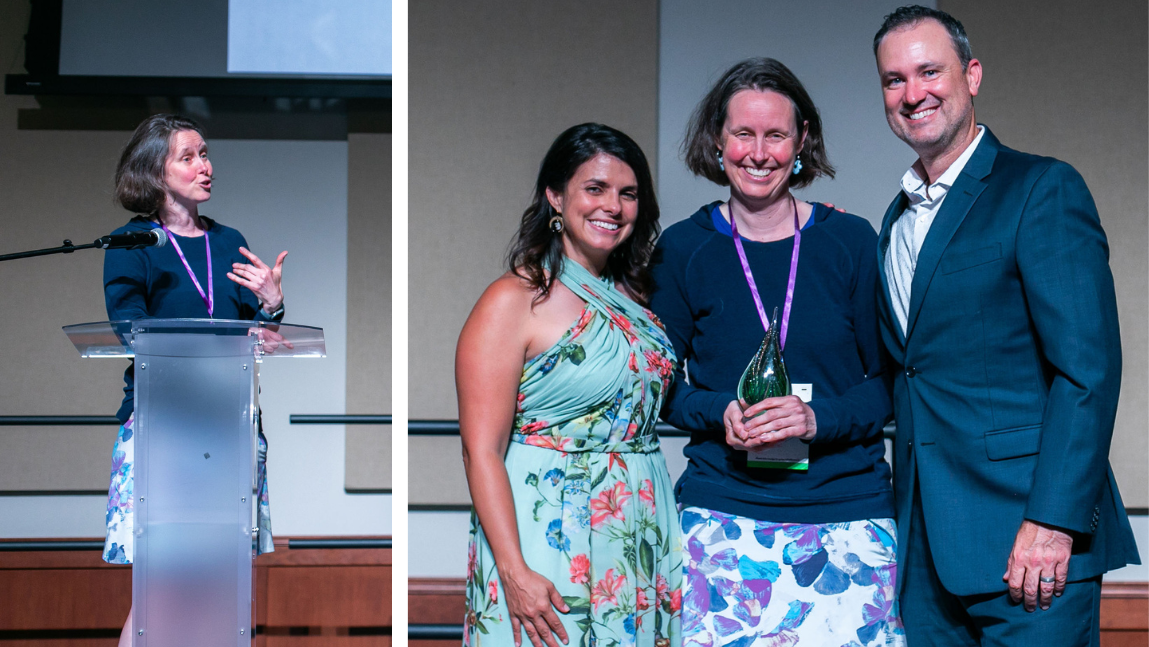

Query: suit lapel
[[904, 129, 999, 341], [877, 193, 908, 351]]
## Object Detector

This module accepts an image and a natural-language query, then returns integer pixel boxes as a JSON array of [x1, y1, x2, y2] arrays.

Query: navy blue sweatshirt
[[650, 202, 894, 523], [103, 215, 283, 423]]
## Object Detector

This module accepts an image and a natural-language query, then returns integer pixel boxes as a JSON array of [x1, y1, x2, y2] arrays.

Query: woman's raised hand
[[228, 247, 288, 313], [499, 561, 570, 647]]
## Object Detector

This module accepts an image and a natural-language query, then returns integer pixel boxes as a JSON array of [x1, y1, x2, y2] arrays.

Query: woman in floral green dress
[[457, 123, 682, 647]]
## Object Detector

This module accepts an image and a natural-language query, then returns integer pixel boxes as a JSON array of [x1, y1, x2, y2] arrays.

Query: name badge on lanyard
[[729, 200, 809, 470]]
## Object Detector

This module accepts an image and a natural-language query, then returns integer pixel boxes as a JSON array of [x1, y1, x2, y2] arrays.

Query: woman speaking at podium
[[101, 114, 288, 645]]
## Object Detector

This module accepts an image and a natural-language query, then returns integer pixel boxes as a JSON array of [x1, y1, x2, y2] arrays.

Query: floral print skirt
[[681, 507, 905, 647], [103, 415, 274, 564], [466, 442, 682, 647]]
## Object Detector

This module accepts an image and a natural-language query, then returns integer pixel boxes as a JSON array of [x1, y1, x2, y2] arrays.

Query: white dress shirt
[[886, 126, 986, 335]]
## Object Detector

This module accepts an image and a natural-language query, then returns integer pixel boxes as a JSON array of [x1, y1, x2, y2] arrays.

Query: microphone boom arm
[[0, 239, 102, 263]]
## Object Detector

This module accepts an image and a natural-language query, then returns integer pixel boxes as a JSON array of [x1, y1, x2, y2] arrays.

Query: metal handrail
[[290, 415, 391, 424], [0, 416, 120, 425], [0, 540, 105, 551], [408, 625, 464, 640], [287, 538, 391, 549], [0, 415, 393, 426]]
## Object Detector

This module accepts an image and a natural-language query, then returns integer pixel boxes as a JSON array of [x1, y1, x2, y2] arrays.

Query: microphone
[[94, 228, 168, 250]]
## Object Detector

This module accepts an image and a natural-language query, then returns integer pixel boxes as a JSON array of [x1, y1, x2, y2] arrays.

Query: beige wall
[[408, 1, 660, 504], [0, 1, 132, 491], [941, 0, 1148, 507], [346, 132, 392, 491]]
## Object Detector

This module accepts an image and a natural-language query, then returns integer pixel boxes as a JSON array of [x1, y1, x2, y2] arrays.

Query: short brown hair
[[683, 58, 834, 189], [114, 114, 206, 214], [874, 6, 972, 71]]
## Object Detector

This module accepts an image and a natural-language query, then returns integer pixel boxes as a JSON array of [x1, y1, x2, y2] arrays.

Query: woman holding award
[[103, 114, 287, 646], [649, 59, 904, 645], [457, 123, 682, 647]]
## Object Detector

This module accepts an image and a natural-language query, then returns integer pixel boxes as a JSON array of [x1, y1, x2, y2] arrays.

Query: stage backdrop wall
[[408, 0, 1147, 580], [0, 3, 390, 537]]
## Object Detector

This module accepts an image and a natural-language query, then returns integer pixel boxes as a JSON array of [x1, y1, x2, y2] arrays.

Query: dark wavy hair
[[873, 5, 973, 70], [683, 58, 833, 189], [114, 114, 207, 214], [508, 123, 660, 304]]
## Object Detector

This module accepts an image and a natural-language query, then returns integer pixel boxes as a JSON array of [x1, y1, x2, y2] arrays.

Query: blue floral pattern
[[681, 507, 905, 646]]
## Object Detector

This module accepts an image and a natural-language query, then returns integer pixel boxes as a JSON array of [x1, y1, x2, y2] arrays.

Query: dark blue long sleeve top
[[649, 202, 894, 523], [103, 215, 284, 422]]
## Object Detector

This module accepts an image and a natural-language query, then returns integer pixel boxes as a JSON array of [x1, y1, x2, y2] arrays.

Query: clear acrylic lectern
[[64, 319, 324, 646]]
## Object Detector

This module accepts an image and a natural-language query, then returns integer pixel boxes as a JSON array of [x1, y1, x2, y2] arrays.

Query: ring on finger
[[1039, 576, 1055, 584]]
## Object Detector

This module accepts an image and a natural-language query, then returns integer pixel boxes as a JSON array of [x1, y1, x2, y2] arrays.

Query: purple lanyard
[[728, 198, 801, 350], [160, 224, 214, 317]]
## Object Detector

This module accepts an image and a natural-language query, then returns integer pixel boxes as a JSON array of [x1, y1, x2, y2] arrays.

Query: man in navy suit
[[871, 6, 1140, 645]]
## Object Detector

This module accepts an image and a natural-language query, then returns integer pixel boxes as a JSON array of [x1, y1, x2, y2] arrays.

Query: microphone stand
[[0, 239, 101, 263]]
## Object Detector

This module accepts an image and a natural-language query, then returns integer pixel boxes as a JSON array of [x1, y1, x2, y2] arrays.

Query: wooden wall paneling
[[256, 556, 270, 628], [1100, 583, 1149, 647], [408, 578, 465, 647], [0, 569, 130, 630], [257, 542, 390, 635], [408, 578, 465, 626], [0, 641, 118, 647], [0, 548, 129, 632], [264, 565, 390, 627], [1, 538, 390, 644], [262, 638, 390, 647]]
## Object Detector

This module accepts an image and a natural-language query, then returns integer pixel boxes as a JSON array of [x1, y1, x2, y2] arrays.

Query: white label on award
[[793, 383, 813, 403], [747, 384, 813, 470]]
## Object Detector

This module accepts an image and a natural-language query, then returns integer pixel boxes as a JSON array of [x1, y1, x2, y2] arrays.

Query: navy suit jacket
[[876, 127, 1140, 596]]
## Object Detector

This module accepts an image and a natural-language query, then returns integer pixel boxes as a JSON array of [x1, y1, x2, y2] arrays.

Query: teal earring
[[792, 155, 803, 175], [717, 150, 725, 172]]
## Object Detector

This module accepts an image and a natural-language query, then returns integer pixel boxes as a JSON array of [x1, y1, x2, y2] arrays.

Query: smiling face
[[545, 152, 639, 273], [163, 129, 213, 210], [877, 19, 981, 161], [718, 89, 806, 209]]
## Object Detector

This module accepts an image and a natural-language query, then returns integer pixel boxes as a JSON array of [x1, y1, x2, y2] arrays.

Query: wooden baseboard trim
[[1103, 582, 1149, 598], [408, 578, 1148, 633], [1, 536, 392, 636]]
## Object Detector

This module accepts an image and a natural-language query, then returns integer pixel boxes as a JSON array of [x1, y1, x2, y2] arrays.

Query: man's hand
[[1003, 520, 1072, 611]]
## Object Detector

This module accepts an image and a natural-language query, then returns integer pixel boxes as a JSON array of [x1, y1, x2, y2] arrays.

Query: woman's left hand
[[228, 247, 288, 313], [740, 395, 816, 446]]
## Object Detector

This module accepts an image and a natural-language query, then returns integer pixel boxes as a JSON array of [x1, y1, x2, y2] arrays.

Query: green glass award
[[737, 307, 807, 470], [737, 307, 791, 408]]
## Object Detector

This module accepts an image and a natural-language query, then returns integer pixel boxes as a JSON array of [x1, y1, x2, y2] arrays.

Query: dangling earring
[[548, 214, 564, 233], [717, 150, 725, 172], [792, 155, 803, 175]]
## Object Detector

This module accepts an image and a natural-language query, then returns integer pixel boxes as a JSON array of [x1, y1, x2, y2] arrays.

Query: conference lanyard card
[[747, 383, 813, 470]]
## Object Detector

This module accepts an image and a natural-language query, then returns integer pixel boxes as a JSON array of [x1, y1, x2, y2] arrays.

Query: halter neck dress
[[465, 259, 683, 647]]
